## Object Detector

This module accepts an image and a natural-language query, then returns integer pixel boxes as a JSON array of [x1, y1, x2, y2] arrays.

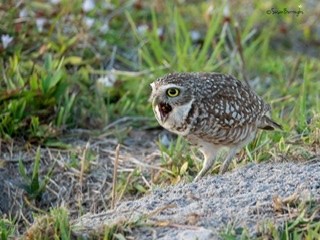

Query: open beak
[[158, 102, 172, 122], [152, 97, 172, 123]]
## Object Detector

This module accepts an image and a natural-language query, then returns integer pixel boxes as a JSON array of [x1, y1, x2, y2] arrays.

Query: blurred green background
[[1, 0, 319, 143]]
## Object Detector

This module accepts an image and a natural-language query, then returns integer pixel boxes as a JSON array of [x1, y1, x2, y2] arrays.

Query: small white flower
[[137, 24, 149, 35], [36, 18, 47, 32], [190, 30, 201, 41], [50, 0, 60, 4], [19, 8, 28, 18], [223, 4, 230, 18], [1, 34, 14, 49], [101, 2, 114, 10], [82, 0, 95, 12], [84, 17, 95, 28], [97, 72, 116, 87], [157, 27, 164, 37]]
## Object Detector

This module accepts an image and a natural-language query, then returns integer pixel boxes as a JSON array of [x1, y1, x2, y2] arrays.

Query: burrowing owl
[[149, 72, 282, 181]]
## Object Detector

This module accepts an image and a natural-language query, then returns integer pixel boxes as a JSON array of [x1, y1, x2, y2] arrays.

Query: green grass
[[22, 208, 72, 240], [18, 147, 55, 201], [0, 219, 15, 240], [0, 0, 319, 239]]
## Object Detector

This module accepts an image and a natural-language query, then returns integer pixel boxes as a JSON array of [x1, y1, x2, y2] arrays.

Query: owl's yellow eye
[[166, 88, 180, 97]]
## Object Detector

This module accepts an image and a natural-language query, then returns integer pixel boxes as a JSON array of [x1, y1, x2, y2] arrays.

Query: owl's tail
[[258, 116, 283, 131]]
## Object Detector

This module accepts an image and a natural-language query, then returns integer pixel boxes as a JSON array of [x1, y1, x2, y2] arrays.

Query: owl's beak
[[151, 96, 171, 122], [150, 92, 172, 123], [157, 102, 172, 122]]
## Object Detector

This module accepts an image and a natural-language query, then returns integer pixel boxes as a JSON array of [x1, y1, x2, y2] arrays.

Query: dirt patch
[[0, 128, 167, 234], [72, 160, 320, 239]]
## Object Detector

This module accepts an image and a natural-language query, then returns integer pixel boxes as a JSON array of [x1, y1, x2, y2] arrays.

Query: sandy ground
[[73, 160, 320, 239], [1, 128, 319, 238]]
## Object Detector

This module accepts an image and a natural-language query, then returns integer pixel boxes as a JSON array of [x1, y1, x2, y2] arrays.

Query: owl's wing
[[207, 77, 266, 129]]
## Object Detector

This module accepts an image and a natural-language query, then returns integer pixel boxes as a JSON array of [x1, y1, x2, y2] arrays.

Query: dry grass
[[0, 123, 173, 234]]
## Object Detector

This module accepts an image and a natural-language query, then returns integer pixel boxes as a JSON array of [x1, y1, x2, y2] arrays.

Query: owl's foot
[[219, 147, 238, 174]]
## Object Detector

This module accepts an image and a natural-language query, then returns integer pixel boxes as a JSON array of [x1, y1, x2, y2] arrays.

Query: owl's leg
[[219, 147, 238, 174], [194, 150, 217, 182]]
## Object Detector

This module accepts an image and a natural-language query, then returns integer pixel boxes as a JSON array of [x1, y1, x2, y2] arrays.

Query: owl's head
[[149, 73, 194, 124]]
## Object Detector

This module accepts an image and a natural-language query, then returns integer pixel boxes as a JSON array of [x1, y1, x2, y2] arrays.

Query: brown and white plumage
[[149, 72, 282, 181]]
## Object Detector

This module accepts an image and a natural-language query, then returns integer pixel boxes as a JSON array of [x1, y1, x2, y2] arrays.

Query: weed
[[280, 200, 320, 239], [18, 147, 54, 201], [221, 198, 320, 239], [116, 169, 149, 201], [0, 219, 15, 240], [156, 136, 195, 183], [89, 213, 152, 240], [0, 54, 73, 140], [23, 208, 71, 240]]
